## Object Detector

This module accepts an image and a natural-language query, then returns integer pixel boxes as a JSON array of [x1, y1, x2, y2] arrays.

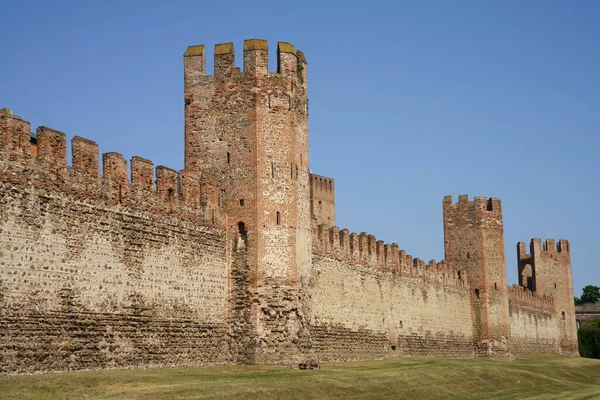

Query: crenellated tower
[[183, 40, 311, 364], [443, 195, 511, 357], [517, 239, 578, 354]]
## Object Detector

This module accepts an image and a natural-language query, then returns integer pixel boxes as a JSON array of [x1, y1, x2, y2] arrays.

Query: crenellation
[[0, 109, 31, 157], [557, 239, 569, 253], [349, 232, 360, 261], [390, 243, 400, 272], [155, 165, 178, 200], [277, 42, 297, 75], [214, 42, 235, 78], [102, 152, 128, 185], [508, 285, 555, 312], [330, 226, 340, 253], [243, 39, 268, 76], [296, 50, 307, 88], [183, 44, 206, 79], [130, 156, 154, 191], [339, 229, 350, 255], [72, 136, 99, 177], [178, 169, 200, 207], [37, 126, 67, 171], [376, 240, 385, 270]]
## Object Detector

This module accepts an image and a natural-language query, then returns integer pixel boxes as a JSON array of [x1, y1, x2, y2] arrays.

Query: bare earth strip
[[1, 356, 599, 400]]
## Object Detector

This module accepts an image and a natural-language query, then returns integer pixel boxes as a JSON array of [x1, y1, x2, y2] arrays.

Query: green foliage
[[581, 285, 600, 304], [579, 320, 600, 359], [574, 296, 583, 305], [296, 60, 305, 84]]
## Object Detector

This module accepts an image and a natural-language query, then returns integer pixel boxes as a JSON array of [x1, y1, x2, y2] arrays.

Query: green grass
[[1, 356, 600, 400]]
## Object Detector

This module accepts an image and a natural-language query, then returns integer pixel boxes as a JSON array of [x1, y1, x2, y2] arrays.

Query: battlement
[[517, 238, 570, 260], [312, 222, 468, 290], [183, 39, 307, 81], [443, 194, 501, 213], [508, 284, 555, 312], [0, 110, 222, 225], [310, 174, 334, 196]]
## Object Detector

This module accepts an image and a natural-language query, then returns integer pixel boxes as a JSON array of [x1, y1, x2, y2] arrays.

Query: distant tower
[[517, 239, 578, 354], [443, 195, 511, 356], [183, 40, 310, 364], [309, 173, 335, 227]]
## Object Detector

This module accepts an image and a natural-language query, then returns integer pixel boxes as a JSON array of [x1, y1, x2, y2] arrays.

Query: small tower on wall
[[443, 195, 511, 357], [183, 40, 310, 364], [517, 239, 578, 354], [309, 174, 335, 227]]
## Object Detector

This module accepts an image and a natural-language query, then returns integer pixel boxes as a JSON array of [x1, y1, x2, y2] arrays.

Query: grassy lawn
[[1, 355, 599, 399]]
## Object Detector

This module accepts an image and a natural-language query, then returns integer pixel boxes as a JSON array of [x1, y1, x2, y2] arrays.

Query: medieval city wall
[[0, 113, 230, 374], [507, 286, 561, 354], [308, 224, 474, 361]]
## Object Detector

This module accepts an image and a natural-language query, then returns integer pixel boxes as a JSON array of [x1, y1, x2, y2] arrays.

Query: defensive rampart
[[507, 285, 560, 354], [308, 223, 474, 360], [0, 110, 230, 374]]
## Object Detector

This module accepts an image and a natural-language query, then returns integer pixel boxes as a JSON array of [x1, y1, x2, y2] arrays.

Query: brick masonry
[[0, 41, 579, 374]]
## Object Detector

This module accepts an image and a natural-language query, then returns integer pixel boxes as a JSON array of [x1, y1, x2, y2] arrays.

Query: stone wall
[[0, 112, 230, 374], [309, 174, 335, 227], [308, 255, 474, 360], [508, 305, 560, 355], [309, 224, 473, 361]]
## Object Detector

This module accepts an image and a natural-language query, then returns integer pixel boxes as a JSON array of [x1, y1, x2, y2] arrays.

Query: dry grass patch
[[1, 355, 599, 399]]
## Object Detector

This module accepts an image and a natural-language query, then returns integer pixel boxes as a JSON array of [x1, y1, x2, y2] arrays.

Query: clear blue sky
[[1, 0, 598, 295]]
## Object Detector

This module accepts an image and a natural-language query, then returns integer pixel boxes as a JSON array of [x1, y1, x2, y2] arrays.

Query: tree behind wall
[[578, 321, 600, 359], [581, 285, 600, 304]]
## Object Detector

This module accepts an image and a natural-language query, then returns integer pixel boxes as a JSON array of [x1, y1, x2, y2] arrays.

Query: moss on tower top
[[278, 42, 295, 54], [243, 39, 268, 51], [214, 43, 234, 54], [296, 50, 306, 64], [184, 45, 205, 57]]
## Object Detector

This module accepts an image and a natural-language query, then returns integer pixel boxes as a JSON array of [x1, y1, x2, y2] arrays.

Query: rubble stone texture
[[0, 39, 578, 374]]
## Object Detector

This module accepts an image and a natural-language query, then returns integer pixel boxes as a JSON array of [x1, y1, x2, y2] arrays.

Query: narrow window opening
[[271, 161, 274, 178], [276, 211, 281, 225], [467, 252, 470, 259], [239, 199, 245, 206], [268, 95, 271, 109], [561, 311, 565, 320], [167, 188, 175, 198], [474, 288, 480, 299], [494, 282, 497, 290], [227, 152, 230, 164], [486, 198, 493, 211], [554, 283, 557, 289], [237, 222, 248, 250]]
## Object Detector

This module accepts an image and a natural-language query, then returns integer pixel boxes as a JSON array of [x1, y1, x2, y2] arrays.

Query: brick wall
[[309, 174, 335, 227], [309, 255, 474, 360], [0, 112, 230, 374]]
